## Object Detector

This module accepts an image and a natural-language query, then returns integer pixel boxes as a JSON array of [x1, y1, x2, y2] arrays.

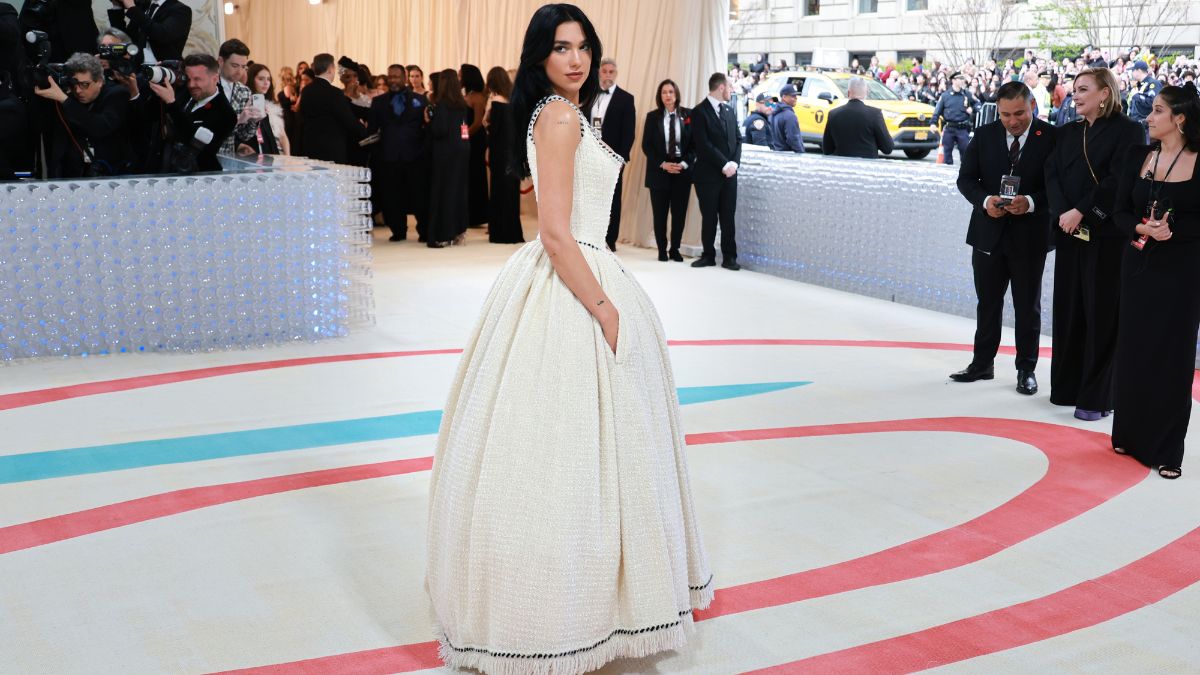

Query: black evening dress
[[428, 104, 471, 244], [485, 102, 524, 244], [1111, 144, 1200, 470], [467, 105, 490, 228]]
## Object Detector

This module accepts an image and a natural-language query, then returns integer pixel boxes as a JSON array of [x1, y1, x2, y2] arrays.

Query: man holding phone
[[951, 81, 1056, 396]]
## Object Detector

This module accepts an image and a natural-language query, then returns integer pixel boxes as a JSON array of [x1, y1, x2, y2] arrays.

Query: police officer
[[1055, 74, 1079, 126], [770, 83, 804, 153], [1126, 60, 1160, 130], [933, 72, 977, 166], [743, 92, 774, 147]]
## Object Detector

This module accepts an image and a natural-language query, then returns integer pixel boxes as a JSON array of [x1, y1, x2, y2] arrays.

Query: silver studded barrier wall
[[0, 156, 374, 362], [690, 145, 1200, 367]]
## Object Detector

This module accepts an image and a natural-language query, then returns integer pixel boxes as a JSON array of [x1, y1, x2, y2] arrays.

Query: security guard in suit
[[742, 93, 774, 147]]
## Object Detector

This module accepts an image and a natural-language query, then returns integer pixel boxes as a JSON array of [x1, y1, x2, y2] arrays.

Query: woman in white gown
[[426, 5, 713, 673]]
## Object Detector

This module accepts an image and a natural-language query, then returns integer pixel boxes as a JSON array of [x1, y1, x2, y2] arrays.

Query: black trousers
[[649, 176, 691, 255], [971, 242, 1046, 372], [942, 126, 970, 166], [605, 169, 624, 250], [696, 176, 738, 261], [1050, 233, 1123, 410], [381, 158, 429, 240]]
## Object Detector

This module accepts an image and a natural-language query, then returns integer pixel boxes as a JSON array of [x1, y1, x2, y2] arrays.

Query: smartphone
[[251, 93, 266, 114]]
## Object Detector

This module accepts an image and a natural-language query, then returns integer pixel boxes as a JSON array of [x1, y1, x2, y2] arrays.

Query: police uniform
[[1127, 76, 1161, 127], [743, 110, 774, 147], [934, 87, 977, 165]]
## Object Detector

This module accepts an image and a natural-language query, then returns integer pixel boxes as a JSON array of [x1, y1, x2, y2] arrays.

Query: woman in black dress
[[1047, 67, 1146, 421], [426, 69, 471, 248], [1111, 83, 1200, 479], [483, 66, 523, 244], [460, 63, 490, 229]]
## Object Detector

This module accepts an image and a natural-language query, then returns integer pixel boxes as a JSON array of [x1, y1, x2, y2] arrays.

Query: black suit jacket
[[641, 106, 694, 190], [822, 99, 894, 158], [108, 0, 192, 64], [23, 0, 97, 62], [47, 81, 132, 177], [690, 98, 742, 185], [1046, 113, 1145, 239], [956, 118, 1057, 254], [300, 78, 367, 163], [169, 89, 236, 172], [368, 89, 429, 163], [589, 86, 636, 161]]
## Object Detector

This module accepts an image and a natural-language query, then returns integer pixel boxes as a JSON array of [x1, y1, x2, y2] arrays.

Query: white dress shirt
[[984, 125, 1035, 211], [706, 95, 737, 174], [139, 0, 164, 64], [592, 87, 614, 126], [662, 108, 688, 170]]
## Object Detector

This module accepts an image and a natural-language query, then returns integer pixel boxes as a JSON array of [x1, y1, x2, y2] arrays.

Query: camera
[[140, 60, 182, 86], [98, 42, 139, 77]]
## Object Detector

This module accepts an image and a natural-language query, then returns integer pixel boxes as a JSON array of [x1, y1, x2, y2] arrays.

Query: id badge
[[592, 117, 603, 130], [999, 174, 1020, 201], [460, 123, 469, 140], [1072, 225, 1091, 242]]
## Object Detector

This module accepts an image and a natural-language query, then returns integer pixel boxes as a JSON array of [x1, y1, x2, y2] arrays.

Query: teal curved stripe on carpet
[[0, 382, 810, 484]]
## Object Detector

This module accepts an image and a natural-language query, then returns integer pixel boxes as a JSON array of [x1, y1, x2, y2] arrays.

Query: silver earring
[[1180, 124, 1186, 135]]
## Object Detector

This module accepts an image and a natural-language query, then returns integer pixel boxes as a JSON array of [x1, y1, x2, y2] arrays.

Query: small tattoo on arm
[[596, 299, 605, 306]]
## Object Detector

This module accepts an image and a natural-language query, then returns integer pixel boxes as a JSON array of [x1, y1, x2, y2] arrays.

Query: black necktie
[[668, 112, 677, 158], [1009, 136, 1021, 166], [147, 2, 159, 21]]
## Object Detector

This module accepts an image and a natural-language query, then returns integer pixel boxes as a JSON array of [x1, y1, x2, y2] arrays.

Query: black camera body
[[98, 42, 139, 77]]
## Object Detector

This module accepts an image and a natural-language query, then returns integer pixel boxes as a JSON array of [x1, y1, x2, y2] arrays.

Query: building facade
[[729, 0, 1200, 69]]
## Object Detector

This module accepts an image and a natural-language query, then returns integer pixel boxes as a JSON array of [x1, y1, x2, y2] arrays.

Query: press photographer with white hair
[[822, 76, 894, 158]]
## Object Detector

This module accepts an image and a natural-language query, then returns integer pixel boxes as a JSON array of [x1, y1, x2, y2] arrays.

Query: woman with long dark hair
[[425, 4, 713, 672], [460, 63, 491, 228], [246, 63, 288, 155], [641, 79, 694, 261], [1046, 67, 1143, 420], [484, 66, 523, 243], [1111, 83, 1200, 479], [426, 69, 471, 247]]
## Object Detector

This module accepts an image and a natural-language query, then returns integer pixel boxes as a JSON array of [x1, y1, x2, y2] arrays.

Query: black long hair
[[460, 64, 485, 94], [1158, 83, 1200, 152], [509, 3, 603, 178]]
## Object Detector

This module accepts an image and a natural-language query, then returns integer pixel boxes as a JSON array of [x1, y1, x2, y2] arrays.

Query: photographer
[[107, 0, 192, 64], [98, 27, 169, 172], [149, 53, 234, 172], [34, 52, 132, 177]]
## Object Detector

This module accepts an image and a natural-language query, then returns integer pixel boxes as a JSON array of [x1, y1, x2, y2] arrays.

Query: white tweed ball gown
[[425, 95, 713, 674]]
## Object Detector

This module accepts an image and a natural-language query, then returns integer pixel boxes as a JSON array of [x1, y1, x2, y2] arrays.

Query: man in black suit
[[588, 57, 636, 251], [952, 81, 1057, 395], [148, 53, 235, 172], [690, 72, 742, 271], [301, 53, 366, 164], [34, 52, 132, 177], [107, 0, 192, 64], [641, 80, 694, 262], [822, 76, 894, 158], [369, 64, 430, 242]]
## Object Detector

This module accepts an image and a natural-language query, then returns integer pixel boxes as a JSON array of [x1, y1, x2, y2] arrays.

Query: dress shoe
[[1017, 370, 1038, 396], [691, 257, 716, 268], [949, 363, 994, 382], [427, 241, 446, 249], [1074, 408, 1104, 421], [658, 252, 669, 262], [669, 250, 684, 262], [721, 259, 741, 271], [388, 234, 406, 242]]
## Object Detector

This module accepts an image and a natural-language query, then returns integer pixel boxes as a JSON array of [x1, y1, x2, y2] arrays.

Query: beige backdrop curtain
[[225, 0, 727, 249]]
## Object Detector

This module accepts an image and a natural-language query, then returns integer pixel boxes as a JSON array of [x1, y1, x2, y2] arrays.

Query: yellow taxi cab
[[747, 69, 940, 159]]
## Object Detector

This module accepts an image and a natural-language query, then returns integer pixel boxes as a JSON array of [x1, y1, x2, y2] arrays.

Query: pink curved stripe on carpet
[[745, 524, 1200, 674], [0, 457, 432, 555], [0, 340, 1056, 412], [193, 418, 1146, 674], [0, 350, 462, 412]]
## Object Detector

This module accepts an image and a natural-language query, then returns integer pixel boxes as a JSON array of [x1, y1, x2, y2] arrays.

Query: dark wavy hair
[[509, 3, 603, 178], [460, 63, 485, 94], [1158, 83, 1200, 152]]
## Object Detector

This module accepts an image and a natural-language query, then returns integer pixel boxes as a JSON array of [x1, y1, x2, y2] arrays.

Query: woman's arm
[[468, 93, 486, 134], [533, 100, 619, 351]]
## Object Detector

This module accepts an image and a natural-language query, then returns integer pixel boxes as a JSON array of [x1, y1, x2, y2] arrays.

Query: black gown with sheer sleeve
[[1111, 144, 1200, 470]]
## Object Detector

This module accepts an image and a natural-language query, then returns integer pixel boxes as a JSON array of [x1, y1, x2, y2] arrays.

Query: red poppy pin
[[203, 102, 212, 110], [683, 115, 692, 126], [1035, 130, 1042, 136]]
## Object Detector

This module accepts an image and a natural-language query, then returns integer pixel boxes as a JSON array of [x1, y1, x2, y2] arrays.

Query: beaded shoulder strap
[[527, 95, 587, 142]]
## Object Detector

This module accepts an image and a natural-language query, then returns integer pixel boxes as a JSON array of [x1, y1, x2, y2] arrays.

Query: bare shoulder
[[532, 99, 582, 149]]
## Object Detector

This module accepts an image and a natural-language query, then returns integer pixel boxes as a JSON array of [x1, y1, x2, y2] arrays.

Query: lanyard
[[1146, 145, 1183, 211]]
